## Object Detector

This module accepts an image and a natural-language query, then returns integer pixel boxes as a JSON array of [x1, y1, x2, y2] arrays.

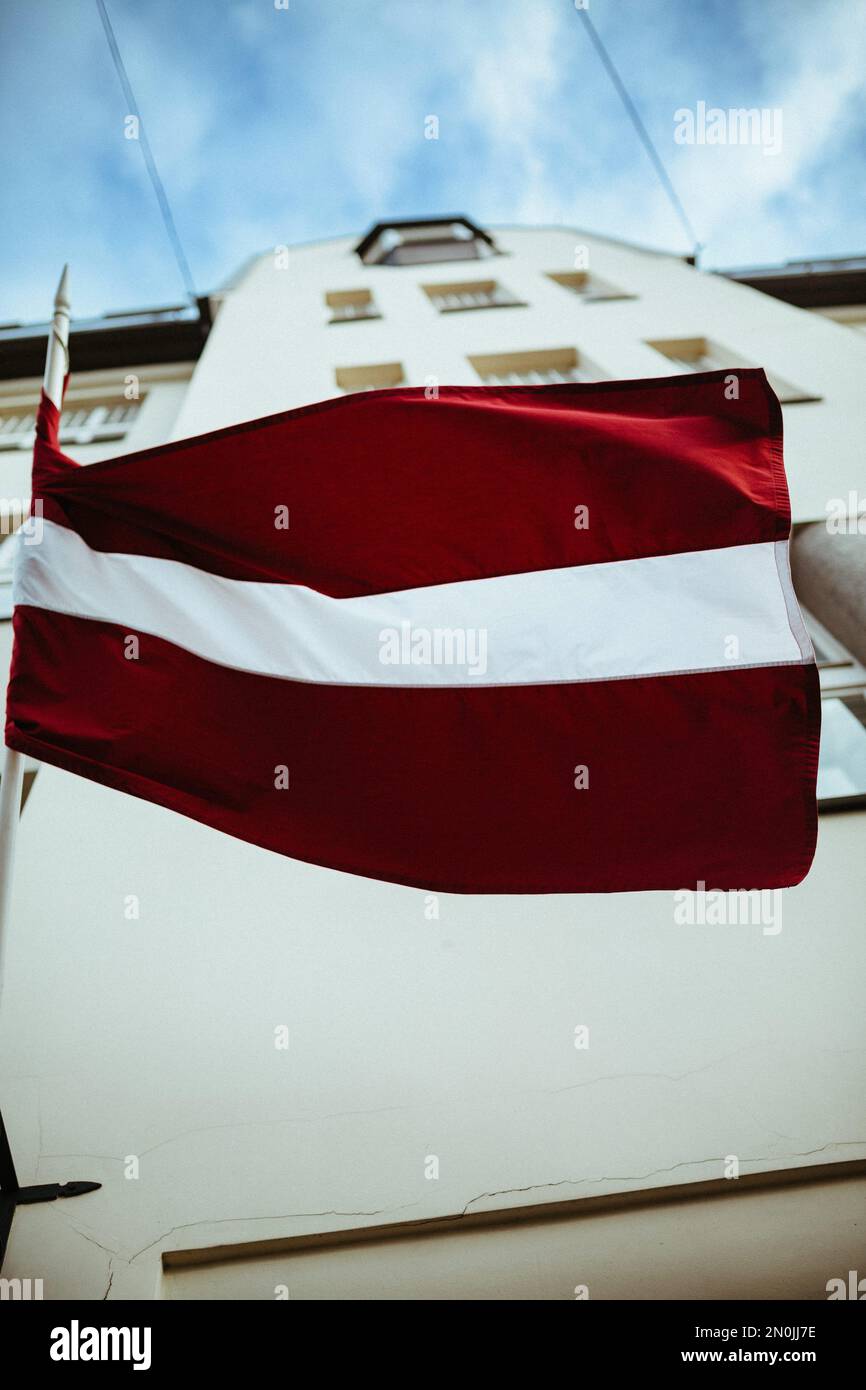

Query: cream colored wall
[[162, 1176, 866, 1301], [172, 227, 866, 524], [1, 229, 864, 1301], [1, 763, 864, 1300]]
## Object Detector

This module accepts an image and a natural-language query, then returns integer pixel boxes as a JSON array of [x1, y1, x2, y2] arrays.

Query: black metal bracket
[[0, 1106, 100, 1271]]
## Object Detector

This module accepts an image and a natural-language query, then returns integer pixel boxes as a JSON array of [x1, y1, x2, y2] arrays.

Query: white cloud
[[1, 0, 864, 319]]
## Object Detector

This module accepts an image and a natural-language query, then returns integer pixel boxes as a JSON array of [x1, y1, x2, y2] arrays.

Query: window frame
[[325, 289, 382, 325], [546, 270, 636, 304], [645, 335, 820, 404], [467, 346, 607, 386], [422, 279, 526, 314]]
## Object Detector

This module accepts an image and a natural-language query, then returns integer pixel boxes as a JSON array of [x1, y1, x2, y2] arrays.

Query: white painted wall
[[174, 227, 866, 525], [2, 751, 864, 1300], [1, 227, 864, 1301]]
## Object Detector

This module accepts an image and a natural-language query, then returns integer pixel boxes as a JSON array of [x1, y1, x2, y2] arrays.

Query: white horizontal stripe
[[14, 520, 806, 687]]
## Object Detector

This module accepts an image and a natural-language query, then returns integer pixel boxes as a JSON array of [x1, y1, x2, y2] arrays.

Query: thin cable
[[577, 8, 700, 256], [95, 0, 198, 300]]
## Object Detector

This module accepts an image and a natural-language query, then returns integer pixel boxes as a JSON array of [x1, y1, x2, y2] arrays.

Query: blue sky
[[1, 0, 864, 321]]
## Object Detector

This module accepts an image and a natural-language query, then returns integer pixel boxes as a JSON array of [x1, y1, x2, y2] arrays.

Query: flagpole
[[0, 267, 69, 999], [0, 267, 99, 1274]]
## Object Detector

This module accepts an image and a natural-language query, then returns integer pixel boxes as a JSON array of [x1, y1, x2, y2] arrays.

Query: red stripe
[[33, 372, 786, 596], [7, 608, 819, 893]]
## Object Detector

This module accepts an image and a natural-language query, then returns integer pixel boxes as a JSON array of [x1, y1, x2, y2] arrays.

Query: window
[[334, 361, 405, 393], [0, 397, 143, 452], [468, 347, 605, 386], [800, 607, 866, 693], [814, 632, 852, 670], [646, 336, 819, 403], [546, 271, 634, 303], [423, 280, 524, 313], [649, 337, 733, 373], [355, 217, 497, 267], [326, 290, 380, 324], [799, 609, 866, 811], [60, 401, 142, 444], [0, 408, 35, 450], [817, 694, 866, 810]]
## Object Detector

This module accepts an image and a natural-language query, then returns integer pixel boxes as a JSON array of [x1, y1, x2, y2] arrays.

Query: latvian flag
[[6, 371, 819, 893]]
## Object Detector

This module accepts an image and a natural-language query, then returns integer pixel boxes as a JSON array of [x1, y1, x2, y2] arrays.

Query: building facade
[[1, 221, 864, 1300]]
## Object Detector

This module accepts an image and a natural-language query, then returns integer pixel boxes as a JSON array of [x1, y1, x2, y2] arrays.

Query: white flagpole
[[0, 267, 99, 1254], [0, 266, 70, 999]]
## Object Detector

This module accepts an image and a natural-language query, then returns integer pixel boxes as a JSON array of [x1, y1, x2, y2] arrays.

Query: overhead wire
[[577, 7, 701, 257], [95, 0, 198, 300]]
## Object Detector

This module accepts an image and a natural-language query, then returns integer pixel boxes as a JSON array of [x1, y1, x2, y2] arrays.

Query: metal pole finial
[[54, 264, 70, 316], [44, 265, 71, 407]]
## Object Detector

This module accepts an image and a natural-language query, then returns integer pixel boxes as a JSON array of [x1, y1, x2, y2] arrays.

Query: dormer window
[[355, 217, 497, 267]]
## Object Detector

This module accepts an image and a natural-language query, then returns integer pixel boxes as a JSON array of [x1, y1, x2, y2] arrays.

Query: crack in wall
[[47, 1137, 866, 1283], [124, 1196, 426, 1266], [458, 1141, 866, 1215], [38, 1104, 416, 1165], [32, 1045, 866, 1168]]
